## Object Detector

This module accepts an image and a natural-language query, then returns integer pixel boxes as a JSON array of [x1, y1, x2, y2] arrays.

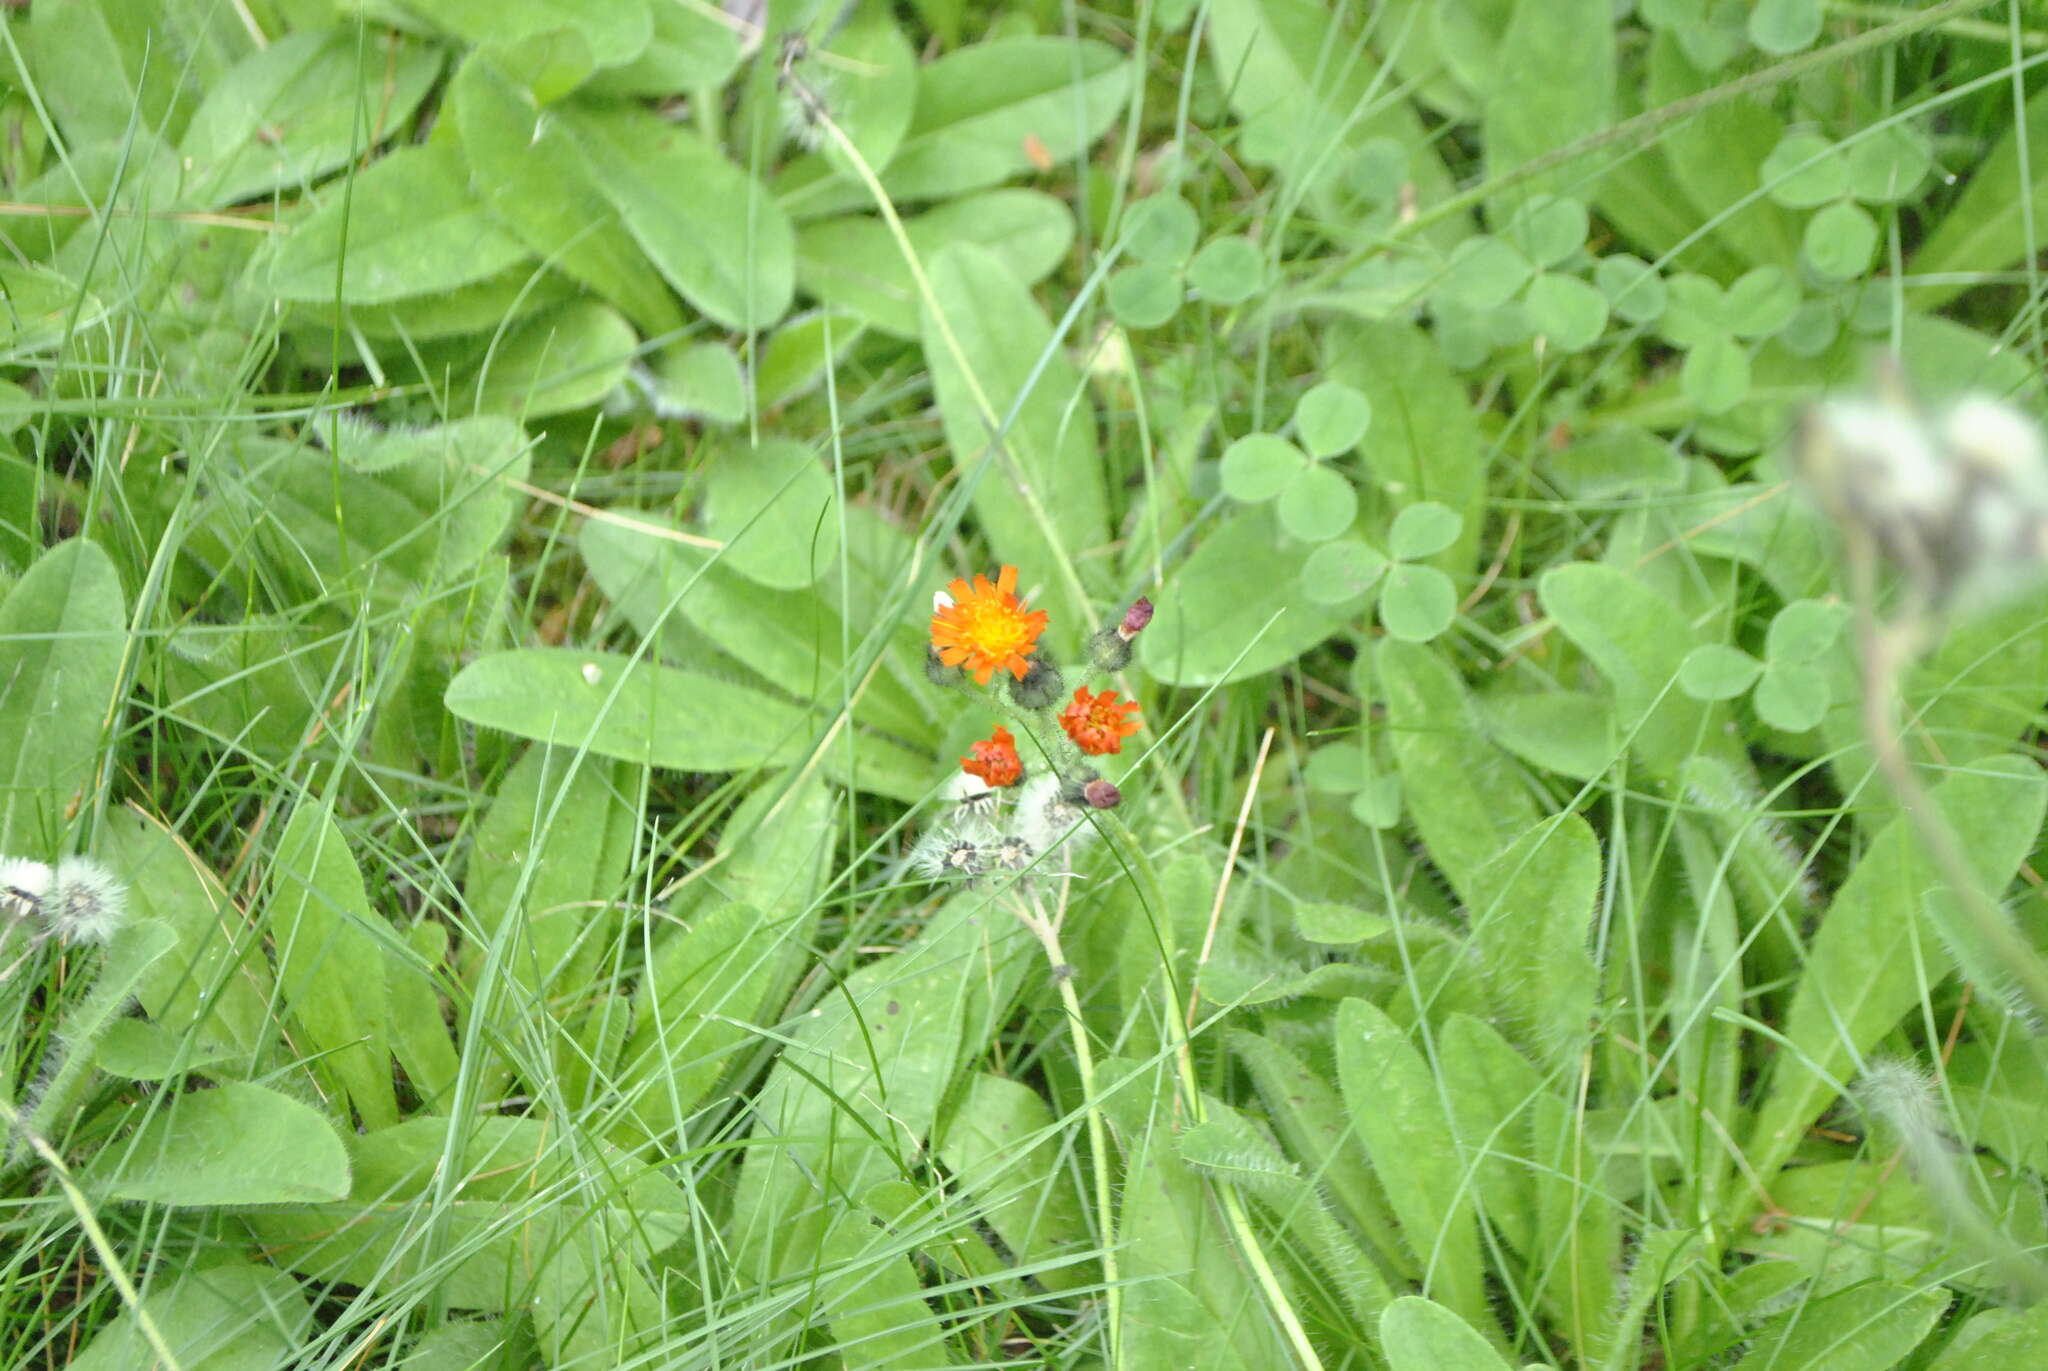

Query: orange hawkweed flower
[[930, 566, 1050, 685], [1059, 687, 1142, 756], [961, 725, 1023, 788]]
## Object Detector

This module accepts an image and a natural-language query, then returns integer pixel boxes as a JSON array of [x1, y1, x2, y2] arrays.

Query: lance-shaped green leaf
[[1742, 755, 2048, 1206], [88, 1082, 349, 1205], [269, 804, 398, 1130], [0, 539, 126, 854]]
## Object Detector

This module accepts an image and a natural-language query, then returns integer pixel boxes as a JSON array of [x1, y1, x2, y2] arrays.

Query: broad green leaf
[[1539, 562, 1722, 777], [1645, 34, 1802, 269], [1595, 254, 1669, 324], [922, 243, 1110, 618], [1378, 639, 1541, 904], [1477, 688, 1617, 781], [585, 0, 741, 94], [1437, 1014, 1544, 1255], [200, 421, 529, 600], [1221, 433, 1305, 504], [1228, 1028, 1412, 1277], [795, 189, 1074, 338], [288, 263, 576, 341], [1731, 1282, 1947, 1371], [1143, 508, 1368, 685], [780, 37, 1130, 214], [70, 1262, 309, 1371], [1753, 659, 1829, 732], [1302, 539, 1390, 605], [270, 804, 398, 1130], [1189, 235, 1264, 304], [1388, 502, 1464, 561], [1438, 236, 1534, 311], [1804, 200, 1879, 279], [649, 342, 747, 424], [248, 1116, 686, 1307], [1097, 1057, 1294, 1369], [89, 1082, 349, 1205], [97, 810, 274, 1065], [27, 0, 249, 145], [1326, 319, 1487, 573], [1277, 464, 1358, 542], [387, 920, 459, 1112], [1206, 0, 1460, 247], [1466, 814, 1600, 1072], [1381, 1295, 1515, 1371], [401, 0, 652, 69], [1482, 0, 1614, 206], [1379, 563, 1457, 641], [461, 745, 637, 1029], [697, 439, 841, 589], [449, 53, 681, 335], [935, 1073, 1093, 1293], [1911, 83, 2048, 304], [578, 510, 936, 745], [443, 648, 929, 800], [1295, 381, 1373, 457], [1761, 130, 1849, 208], [881, 36, 1126, 203], [180, 29, 441, 207], [1107, 262, 1183, 328], [0, 539, 126, 854], [1682, 332, 1750, 414], [1178, 1099, 1396, 1332], [1744, 756, 2048, 1199], [1848, 124, 1933, 205], [1337, 999, 1493, 1335], [733, 893, 1039, 1349], [1679, 644, 1763, 701], [1524, 272, 1609, 352], [1748, 0, 1821, 54], [809, 4, 920, 183], [1928, 1286, 2048, 1366], [1498, 195, 1589, 268], [459, 300, 639, 417], [559, 103, 794, 330], [1724, 264, 1801, 338], [1123, 194, 1201, 264], [266, 142, 530, 303]]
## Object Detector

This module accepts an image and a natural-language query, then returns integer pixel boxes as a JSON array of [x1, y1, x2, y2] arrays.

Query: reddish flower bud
[[1117, 597, 1154, 642], [1082, 778, 1121, 809]]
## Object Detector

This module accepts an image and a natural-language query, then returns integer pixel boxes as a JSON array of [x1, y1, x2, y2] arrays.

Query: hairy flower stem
[[11, 922, 173, 1167], [1007, 890, 1122, 1367], [1850, 543, 2048, 1024]]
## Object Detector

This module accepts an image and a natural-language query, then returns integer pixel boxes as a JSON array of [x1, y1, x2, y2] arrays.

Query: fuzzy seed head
[[0, 858, 54, 921], [45, 857, 129, 945]]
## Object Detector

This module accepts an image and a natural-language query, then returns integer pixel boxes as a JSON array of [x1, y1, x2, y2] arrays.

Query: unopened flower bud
[[1082, 778, 1121, 809], [1007, 652, 1065, 710], [925, 644, 966, 688], [1118, 597, 1153, 641], [1085, 627, 1132, 672]]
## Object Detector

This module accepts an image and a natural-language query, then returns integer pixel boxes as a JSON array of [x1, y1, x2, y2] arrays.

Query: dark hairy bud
[[1008, 653, 1065, 709]]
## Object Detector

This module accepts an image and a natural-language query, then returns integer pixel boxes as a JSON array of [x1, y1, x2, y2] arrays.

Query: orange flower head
[[930, 566, 1049, 685], [961, 725, 1023, 788], [1060, 687, 1142, 756]]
